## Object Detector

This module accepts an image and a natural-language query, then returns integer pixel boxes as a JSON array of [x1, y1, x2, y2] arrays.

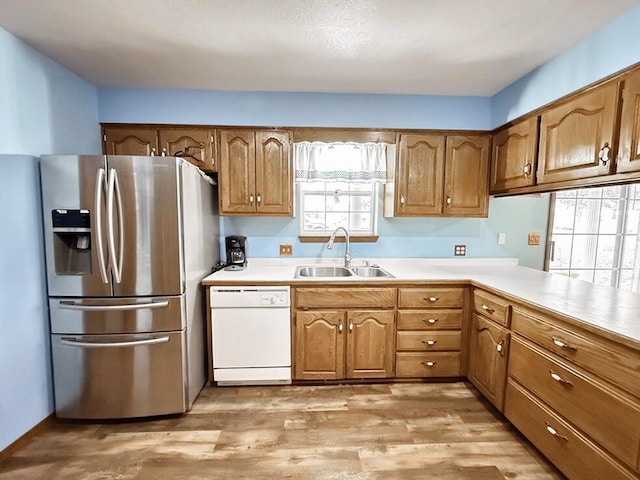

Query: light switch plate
[[498, 233, 506, 245], [528, 233, 540, 246]]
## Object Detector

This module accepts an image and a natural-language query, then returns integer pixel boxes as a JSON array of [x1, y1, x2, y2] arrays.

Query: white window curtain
[[294, 142, 388, 183]]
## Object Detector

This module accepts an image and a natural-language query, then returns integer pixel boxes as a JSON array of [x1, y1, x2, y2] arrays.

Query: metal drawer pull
[[59, 300, 170, 311], [422, 361, 436, 367], [496, 339, 505, 356], [425, 296, 439, 302], [549, 370, 573, 387], [523, 162, 532, 177], [422, 340, 437, 346], [545, 423, 568, 442], [339, 323, 343, 333], [552, 337, 577, 351], [481, 304, 495, 314], [349, 322, 354, 332], [60, 336, 170, 349], [423, 318, 438, 325]]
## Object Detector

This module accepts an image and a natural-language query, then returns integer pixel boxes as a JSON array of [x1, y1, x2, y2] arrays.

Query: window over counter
[[294, 142, 393, 239], [546, 184, 640, 292]]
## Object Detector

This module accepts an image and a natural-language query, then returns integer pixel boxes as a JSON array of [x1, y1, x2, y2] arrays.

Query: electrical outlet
[[454, 245, 466, 256], [528, 233, 541, 246], [279, 244, 293, 256]]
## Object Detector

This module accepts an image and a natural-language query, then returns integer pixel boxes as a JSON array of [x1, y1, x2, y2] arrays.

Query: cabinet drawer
[[504, 379, 637, 480], [473, 288, 511, 327], [512, 308, 640, 398], [396, 331, 461, 351], [509, 337, 640, 469], [395, 352, 461, 377], [295, 288, 396, 309], [398, 287, 464, 308], [397, 310, 462, 330]]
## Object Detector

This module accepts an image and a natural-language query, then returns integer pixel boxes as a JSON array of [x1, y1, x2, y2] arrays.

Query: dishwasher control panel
[[209, 286, 291, 308]]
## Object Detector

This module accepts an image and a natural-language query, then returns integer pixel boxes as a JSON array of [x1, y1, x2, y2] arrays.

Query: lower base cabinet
[[505, 379, 638, 480]]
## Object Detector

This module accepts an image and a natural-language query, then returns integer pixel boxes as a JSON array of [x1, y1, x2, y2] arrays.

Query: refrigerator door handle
[[107, 168, 124, 283], [60, 336, 170, 349], [94, 167, 109, 284], [58, 299, 170, 311]]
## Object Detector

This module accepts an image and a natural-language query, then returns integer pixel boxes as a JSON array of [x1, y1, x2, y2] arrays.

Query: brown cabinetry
[[537, 82, 619, 184], [293, 287, 396, 380], [490, 117, 539, 193], [467, 288, 511, 411], [617, 70, 640, 173], [506, 305, 640, 478], [395, 134, 490, 217], [218, 129, 292, 216], [395, 286, 465, 377], [102, 125, 217, 172]]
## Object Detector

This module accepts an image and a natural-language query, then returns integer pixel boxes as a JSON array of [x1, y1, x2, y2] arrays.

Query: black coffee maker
[[224, 235, 247, 271]]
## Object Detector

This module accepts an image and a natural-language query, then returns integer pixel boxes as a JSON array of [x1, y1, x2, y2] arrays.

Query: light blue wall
[[222, 194, 550, 269], [491, 4, 640, 127], [99, 88, 491, 130], [0, 27, 100, 452]]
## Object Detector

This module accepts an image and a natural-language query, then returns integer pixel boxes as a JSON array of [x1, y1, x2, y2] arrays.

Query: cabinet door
[[103, 127, 158, 156], [159, 128, 216, 172], [443, 135, 490, 217], [395, 134, 445, 216], [218, 129, 256, 214], [345, 311, 395, 379], [490, 117, 538, 192], [468, 314, 510, 411], [255, 131, 292, 215], [617, 71, 640, 173], [537, 82, 619, 184], [294, 311, 345, 380]]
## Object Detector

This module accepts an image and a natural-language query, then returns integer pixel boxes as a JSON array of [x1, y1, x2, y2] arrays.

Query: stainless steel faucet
[[326, 226, 353, 268]]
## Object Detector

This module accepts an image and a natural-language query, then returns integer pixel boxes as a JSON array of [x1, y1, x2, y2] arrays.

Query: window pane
[[303, 212, 325, 232], [303, 193, 326, 211], [578, 187, 602, 198], [619, 269, 635, 292], [349, 213, 371, 232], [570, 235, 597, 269], [626, 198, 640, 235], [621, 235, 638, 269], [326, 213, 349, 230], [594, 235, 616, 269], [549, 235, 573, 269], [552, 199, 576, 233], [602, 186, 623, 198], [573, 199, 601, 233], [350, 194, 372, 212], [598, 199, 623, 234], [593, 270, 613, 287], [326, 192, 349, 212], [556, 190, 577, 198]]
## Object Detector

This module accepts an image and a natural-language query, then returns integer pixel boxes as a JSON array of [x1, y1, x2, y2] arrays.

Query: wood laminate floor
[[0, 382, 564, 479]]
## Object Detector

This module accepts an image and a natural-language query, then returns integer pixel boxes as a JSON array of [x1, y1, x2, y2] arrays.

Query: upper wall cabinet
[[395, 133, 490, 217], [537, 82, 619, 185], [395, 134, 445, 216], [490, 117, 539, 193], [102, 126, 217, 172], [617, 70, 640, 174], [218, 129, 292, 216], [444, 135, 490, 217]]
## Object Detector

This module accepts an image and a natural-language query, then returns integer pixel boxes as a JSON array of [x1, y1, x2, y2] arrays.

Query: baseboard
[[0, 414, 55, 464]]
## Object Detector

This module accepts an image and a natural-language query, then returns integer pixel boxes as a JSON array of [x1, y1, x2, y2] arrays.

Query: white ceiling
[[1, 0, 639, 96]]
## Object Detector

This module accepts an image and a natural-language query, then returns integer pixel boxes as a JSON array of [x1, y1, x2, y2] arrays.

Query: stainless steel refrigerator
[[40, 155, 219, 419]]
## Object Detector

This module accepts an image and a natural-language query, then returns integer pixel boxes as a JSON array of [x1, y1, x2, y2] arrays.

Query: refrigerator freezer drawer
[[49, 296, 185, 334], [51, 332, 186, 419]]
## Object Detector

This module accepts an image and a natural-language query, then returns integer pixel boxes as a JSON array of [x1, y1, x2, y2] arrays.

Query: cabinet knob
[[446, 196, 451, 206], [423, 318, 438, 325], [523, 162, 532, 177], [496, 339, 504, 356], [481, 304, 495, 314], [549, 370, 573, 387], [598, 143, 611, 165], [257, 194, 262, 206], [551, 337, 577, 351], [161, 148, 167, 157], [338, 323, 343, 333], [424, 296, 439, 303], [545, 423, 568, 442], [422, 339, 437, 346], [422, 361, 436, 367], [150, 148, 156, 156], [400, 194, 405, 206], [249, 194, 255, 205], [349, 322, 353, 332]]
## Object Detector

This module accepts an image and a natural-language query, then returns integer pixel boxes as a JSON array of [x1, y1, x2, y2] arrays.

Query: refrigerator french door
[[41, 155, 213, 419]]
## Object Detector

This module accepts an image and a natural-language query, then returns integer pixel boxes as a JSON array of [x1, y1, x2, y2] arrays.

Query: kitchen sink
[[295, 266, 354, 278], [294, 265, 394, 279], [350, 266, 394, 278]]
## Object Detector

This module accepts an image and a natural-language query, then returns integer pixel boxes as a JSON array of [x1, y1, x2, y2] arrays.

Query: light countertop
[[202, 257, 640, 349]]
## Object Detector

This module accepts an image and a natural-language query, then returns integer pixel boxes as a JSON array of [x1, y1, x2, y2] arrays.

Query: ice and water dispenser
[[51, 209, 92, 275]]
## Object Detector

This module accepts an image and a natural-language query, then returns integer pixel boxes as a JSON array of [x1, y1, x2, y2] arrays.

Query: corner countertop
[[202, 257, 640, 350]]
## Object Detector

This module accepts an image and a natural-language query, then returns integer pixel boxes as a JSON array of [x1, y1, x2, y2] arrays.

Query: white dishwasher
[[210, 286, 291, 385]]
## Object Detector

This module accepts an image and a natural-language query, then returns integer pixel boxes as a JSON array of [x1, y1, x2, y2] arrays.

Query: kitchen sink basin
[[350, 266, 394, 278], [295, 266, 353, 278], [294, 265, 394, 279]]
